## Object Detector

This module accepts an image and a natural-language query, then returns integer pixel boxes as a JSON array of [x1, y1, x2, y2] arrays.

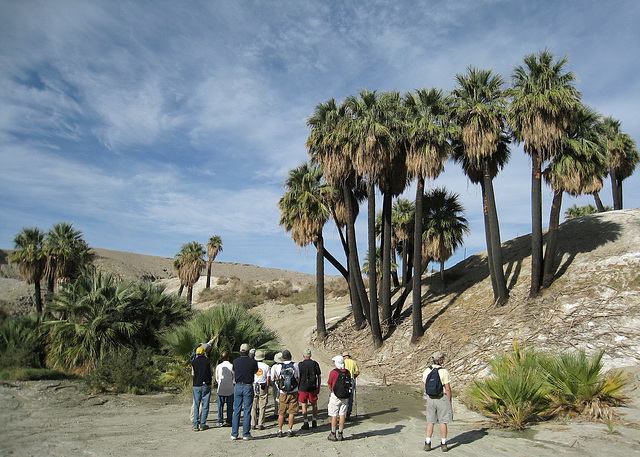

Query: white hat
[[332, 355, 345, 369]]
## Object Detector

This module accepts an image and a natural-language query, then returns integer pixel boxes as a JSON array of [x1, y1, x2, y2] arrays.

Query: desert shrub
[[467, 344, 550, 429], [539, 349, 627, 421], [160, 304, 280, 389], [198, 278, 297, 307], [0, 367, 70, 381], [468, 344, 629, 428], [85, 347, 159, 394], [0, 314, 47, 370]]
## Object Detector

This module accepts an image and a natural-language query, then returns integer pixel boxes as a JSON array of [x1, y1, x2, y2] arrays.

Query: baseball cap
[[342, 351, 350, 357], [431, 351, 446, 361], [282, 349, 292, 361], [196, 346, 205, 355], [239, 343, 250, 353]]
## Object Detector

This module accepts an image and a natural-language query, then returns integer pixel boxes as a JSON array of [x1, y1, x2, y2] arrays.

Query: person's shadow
[[445, 427, 489, 450]]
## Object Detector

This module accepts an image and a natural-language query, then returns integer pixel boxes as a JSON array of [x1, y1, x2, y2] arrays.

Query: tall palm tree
[[205, 235, 223, 289], [43, 222, 93, 294], [391, 198, 415, 289], [346, 89, 406, 336], [422, 188, 470, 290], [9, 227, 46, 313], [508, 49, 580, 296], [453, 67, 510, 305], [403, 88, 457, 340], [306, 98, 368, 331], [173, 242, 206, 304], [599, 116, 639, 210], [278, 162, 330, 339], [542, 105, 606, 287]]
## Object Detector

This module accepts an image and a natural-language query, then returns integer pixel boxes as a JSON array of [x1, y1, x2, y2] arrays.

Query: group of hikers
[[191, 336, 453, 451]]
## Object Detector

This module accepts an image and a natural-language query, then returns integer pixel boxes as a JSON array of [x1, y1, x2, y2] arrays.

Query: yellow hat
[[196, 346, 205, 355]]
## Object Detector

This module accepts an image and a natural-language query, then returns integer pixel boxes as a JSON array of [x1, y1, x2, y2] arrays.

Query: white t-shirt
[[272, 361, 299, 393], [215, 360, 234, 397], [254, 361, 271, 384]]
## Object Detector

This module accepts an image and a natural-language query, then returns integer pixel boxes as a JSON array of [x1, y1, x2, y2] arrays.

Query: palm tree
[[278, 162, 330, 339], [564, 204, 610, 219], [599, 116, 639, 210], [391, 198, 415, 289], [43, 222, 93, 294], [306, 98, 368, 331], [205, 235, 223, 289], [9, 227, 46, 313], [346, 89, 406, 338], [453, 67, 510, 305], [173, 242, 206, 304], [403, 88, 457, 340], [542, 105, 606, 287], [422, 188, 470, 290], [508, 50, 580, 296]]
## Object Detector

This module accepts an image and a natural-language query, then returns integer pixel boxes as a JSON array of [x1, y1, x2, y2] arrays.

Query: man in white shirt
[[250, 350, 271, 430], [215, 351, 234, 427]]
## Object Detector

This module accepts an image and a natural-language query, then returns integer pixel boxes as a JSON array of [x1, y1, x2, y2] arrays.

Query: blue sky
[[1, 0, 639, 275]]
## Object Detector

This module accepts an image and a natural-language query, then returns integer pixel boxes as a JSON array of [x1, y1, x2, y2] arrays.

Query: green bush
[[0, 314, 46, 370], [467, 344, 628, 428], [0, 367, 70, 381], [85, 347, 159, 394]]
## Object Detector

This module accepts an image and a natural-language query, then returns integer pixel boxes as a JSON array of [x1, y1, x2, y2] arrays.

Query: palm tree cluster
[[173, 235, 223, 304], [279, 49, 638, 347], [10, 222, 93, 314]]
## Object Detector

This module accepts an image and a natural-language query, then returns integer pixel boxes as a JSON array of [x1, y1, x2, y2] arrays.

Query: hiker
[[250, 349, 271, 430], [272, 349, 299, 437], [298, 348, 321, 430], [190, 334, 218, 424], [271, 352, 284, 419], [342, 351, 359, 420], [231, 343, 259, 440], [215, 351, 234, 427], [421, 351, 453, 452], [327, 355, 351, 441], [191, 346, 213, 431]]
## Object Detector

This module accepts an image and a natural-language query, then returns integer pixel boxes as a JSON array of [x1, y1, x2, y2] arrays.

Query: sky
[[1, 0, 639, 276]]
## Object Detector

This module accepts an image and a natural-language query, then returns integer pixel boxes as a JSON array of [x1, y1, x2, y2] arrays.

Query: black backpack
[[333, 369, 352, 399], [277, 362, 298, 392], [424, 366, 443, 397], [303, 362, 318, 391]]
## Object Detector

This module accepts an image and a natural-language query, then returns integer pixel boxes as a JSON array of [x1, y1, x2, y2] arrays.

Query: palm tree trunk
[[411, 177, 425, 341], [344, 186, 367, 329], [610, 170, 621, 210], [187, 286, 193, 304], [439, 261, 446, 290], [368, 180, 383, 347], [316, 234, 326, 339], [481, 181, 498, 299], [530, 150, 543, 296], [381, 192, 392, 325], [542, 189, 563, 288], [178, 284, 184, 297], [483, 160, 508, 304], [34, 281, 43, 314], [206, 261, 212, 289], [593, 191, 605, 212], [321, 248, 348, 282]]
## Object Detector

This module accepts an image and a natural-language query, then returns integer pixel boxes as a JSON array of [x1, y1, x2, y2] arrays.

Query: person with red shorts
[[298, 348, 321, 430]]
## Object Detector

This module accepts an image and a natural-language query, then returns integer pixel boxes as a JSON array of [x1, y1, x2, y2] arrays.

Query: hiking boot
[[328, 431, 337, 442], [257, 425, 265, 430], [423, 442, 431, 451], [337, 431, 344, 441], [199, 424, 209, 431], [287, 430, 296, 437], [276, 430, 284, 438], [346, 415, 352, 421], [192, 425, 199, 431], [301, 422, 310, 430], [441, 443, 449, 452], [312, 420, 317, 429]]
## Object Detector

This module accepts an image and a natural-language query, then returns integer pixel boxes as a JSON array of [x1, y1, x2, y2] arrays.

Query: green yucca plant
[[539, 349, 627, 420], [0, 314, 47, 370], [468, 343, 550, 428]]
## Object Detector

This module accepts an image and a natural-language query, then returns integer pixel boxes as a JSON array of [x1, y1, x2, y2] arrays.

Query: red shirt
[[327, 368, 348, 391]]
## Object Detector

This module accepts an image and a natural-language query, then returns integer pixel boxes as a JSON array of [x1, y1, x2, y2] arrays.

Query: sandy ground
[[1, 296, 640, 457]]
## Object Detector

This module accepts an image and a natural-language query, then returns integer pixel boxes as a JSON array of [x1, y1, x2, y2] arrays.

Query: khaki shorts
[[278, 392, 299, 416], [426, 395, 453, 424], [328, 392, 348, 417]]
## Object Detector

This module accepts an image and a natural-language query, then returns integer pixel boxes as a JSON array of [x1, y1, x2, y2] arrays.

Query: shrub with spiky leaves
[[0, 314, 47, 370], [84, 346, 159, 394]]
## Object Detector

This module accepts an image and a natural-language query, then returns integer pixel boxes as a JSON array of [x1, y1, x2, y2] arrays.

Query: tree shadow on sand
[[347, 423, 404, 440], [445, 427, 489, 450]]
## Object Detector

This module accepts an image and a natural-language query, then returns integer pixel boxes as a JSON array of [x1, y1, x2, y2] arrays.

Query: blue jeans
[[232, 383, 254, 438], [218, 394, 233, 425], [347, 378, 355, 417], [192, 384, 211, 427]]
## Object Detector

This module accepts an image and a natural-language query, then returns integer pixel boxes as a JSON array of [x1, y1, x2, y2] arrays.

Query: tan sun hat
[[255, 350, 265, 361], [274, 352, 284, 363]]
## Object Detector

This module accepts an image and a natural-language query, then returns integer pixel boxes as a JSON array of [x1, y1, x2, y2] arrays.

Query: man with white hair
[[326, 355, 351, 441], [421, 351, 453, 452]]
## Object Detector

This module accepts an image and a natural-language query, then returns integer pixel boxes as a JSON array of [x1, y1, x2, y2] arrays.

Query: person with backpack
[[271, 349, 300, 437], [271, 352, 284, 419], [342, 351, 359, 421], [298, 348, 321, 430], [421, 351, 453, 452], [326, 355, 352, 442]]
